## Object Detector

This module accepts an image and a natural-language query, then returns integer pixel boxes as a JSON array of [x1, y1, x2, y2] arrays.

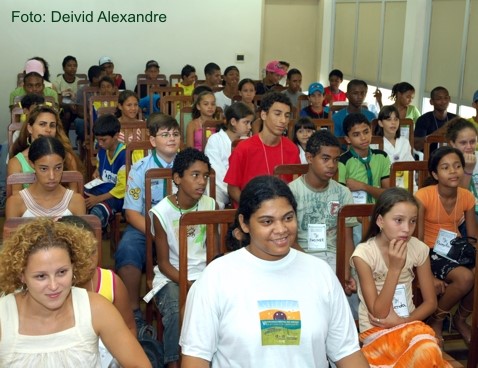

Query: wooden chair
[[136, 78, 169, 99], [180, 106, 193, 141], [159, 95, 192, 117], [273, 164, 308, 181], [136, 73, 168, 82], [336, 204, 374, 289], [148, 86, 183, 115], [6, 170, 84, 198], [120, 120, 148, 144], [8, 122, 23, 149], [296, 94, 309, 114], [468, 262, 478, 368], [201, 120, 221, 151], [252, 95, 263, 110], [178, 209, 237, 326], [2, 215, 103, 265], [169, 74, 182, 86], [424, 134, 447, 161], [400, 118, 414, 149], [389, 161, 429, 193]]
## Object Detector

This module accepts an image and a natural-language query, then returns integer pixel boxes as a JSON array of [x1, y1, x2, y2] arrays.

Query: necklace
[[432, 112, 449, 131], [175, 193, 198, 216], [259, 134, 283, 175]]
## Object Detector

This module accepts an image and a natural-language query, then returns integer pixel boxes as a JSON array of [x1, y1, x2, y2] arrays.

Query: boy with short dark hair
[[414, 86, 457, 152], [332, 79, 376, 136], [338, 113, 390, 204], [134, 59, 161, 98], [148, 147, 216, 367], [323, 69, 346, 107], [204, 62, 222, 89], [224, 91, 300, 205], [282, 68, 304, 108], [85, 114, 126, 228], [115, 113, 181, 328], [176, 64, 197, 97], [289, 130, 357, 294]]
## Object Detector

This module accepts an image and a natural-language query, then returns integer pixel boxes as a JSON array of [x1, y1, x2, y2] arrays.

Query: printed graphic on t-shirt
[[258, 300, 301, 346]]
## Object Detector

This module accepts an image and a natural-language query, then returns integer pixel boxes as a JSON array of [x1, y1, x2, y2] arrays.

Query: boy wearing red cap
[[255, 60, 287, 95]]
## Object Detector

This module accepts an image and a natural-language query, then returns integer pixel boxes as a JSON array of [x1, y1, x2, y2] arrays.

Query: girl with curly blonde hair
[[0, 218, 150, 368]]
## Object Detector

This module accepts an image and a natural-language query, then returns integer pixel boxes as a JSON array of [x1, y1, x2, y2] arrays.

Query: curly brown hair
[[0, 218, 97, 294]]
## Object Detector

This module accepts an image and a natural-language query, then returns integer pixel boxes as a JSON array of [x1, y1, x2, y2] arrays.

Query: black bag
[[448, 236, 476, 267]]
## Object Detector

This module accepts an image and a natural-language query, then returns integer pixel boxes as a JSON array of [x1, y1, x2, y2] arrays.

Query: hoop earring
[[27, 135, 32, 146], [72, 274, 77, 286], [20, 283, 28, 293]]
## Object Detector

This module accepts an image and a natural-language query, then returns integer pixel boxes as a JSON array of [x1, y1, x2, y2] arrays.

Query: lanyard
[[350, 147, 373, 203], [152, 150, 167, 198]]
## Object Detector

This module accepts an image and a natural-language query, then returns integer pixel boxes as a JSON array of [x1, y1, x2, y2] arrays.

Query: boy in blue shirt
[[332, 79, 376, 136], [115, 113, 180, 329], [338, 113, 390, 204], [85, 114, 126, 228]]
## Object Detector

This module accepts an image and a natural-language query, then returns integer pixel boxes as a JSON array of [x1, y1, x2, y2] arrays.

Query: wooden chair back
[[160, 95, 192, 117], [178, 209, 237, 325], [424, 134, 447, 161], [389, 160, 429, 193], [8, 122, 23, 149], [400, 118, 414, 149], [6, 170, 84, 198], [169, 74, 182, 86], [2, 215, 103, 265], [137, 73, 168, 81], [148, 86, 183, 114], [336, 204, 374, 289], [201, 120, 221, 151], [125, 140, 153, 176], [180, 106, 193, 141], [120, 120, 148, 143], [252, 95, 263, 110], [273, 164, 309, 181], [296, 94, 309, 113], [136, 79, 169, 99]]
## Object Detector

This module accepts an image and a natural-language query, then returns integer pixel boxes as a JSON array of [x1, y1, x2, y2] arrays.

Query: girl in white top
[[6, 136, 85, 219], [376, 105, 415, 190], [0, 218, 151, 368], [205, 102, 254, 208], [292, 117, 317, 164], [214, 66, 240, 111]]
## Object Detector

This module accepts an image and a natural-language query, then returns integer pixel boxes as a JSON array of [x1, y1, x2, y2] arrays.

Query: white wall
[[0, 0, 264, 142]]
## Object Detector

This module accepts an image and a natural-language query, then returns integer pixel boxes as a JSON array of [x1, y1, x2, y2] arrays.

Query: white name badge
[[433, 228, 458, 262], [393, 284, 409, 317], [308, 224, 327, 250], [400, 126, 410, 139], [352, 190, 367, 204]]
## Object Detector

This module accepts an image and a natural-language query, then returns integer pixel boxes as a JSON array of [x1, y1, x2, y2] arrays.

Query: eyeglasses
[[156, 132, 181, 139]]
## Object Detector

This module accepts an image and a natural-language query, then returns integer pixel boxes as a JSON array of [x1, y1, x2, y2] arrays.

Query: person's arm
[[85, 192, 113, 209], [353, 239, 407, 321], [69, 193, 86, 215], [465, 205, 478, 239], [64, 152, 80, 192], [413, 118, 427, 152], [91, 293, 151, 368], [407, 258, 437, 321], [186, 119, 197, 148], [181, 356, 209, 368], [227, 184, 241, 204], [344, 226, 356, 294], [460, 153, 476, 188], [112, 273, 137, 336], [335, 350, 370, 368], [125, 210, 146, 234], [7, 156, 24, 194], [345, 178, 386, 200], [5, 194, 25, 219], [153, 215, 179, 283]]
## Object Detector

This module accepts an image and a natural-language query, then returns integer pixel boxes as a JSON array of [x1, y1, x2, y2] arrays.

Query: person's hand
[[344, 277, 356, 295], [387, 238, 407, 272], [85, 194, 99, 209], [463, 152, 477, 173], [92, 170, 100, 179], [346, 178, 364, 192], [325, 93, 334, 105], [374, 89, 382, 104], [368, 309, 404, 329], [433, 277, 447, 296]]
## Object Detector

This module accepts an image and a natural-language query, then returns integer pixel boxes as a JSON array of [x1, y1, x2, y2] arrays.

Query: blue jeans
[[115, 225, 146, 270], [154, 282, 179, 364]]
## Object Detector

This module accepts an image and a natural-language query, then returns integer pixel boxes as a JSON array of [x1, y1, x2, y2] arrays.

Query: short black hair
[[204, 62, 220, 76], [88, 65, 103, 83], [329, 69, 343, 80], [181, 64, 196, 78], [21, 93, 45, 109], [343, 112, 370, 136], [93, 114, 121, 137], [287, 68, 301, 80], [260, 91, 292, 113], [172, 147, 211, 178], [306, 130, 340, 156], [28, 136, 66, 163], [192, 85, 212, 97], [62, 55, 77, 68], [347, 79, 368, 92], [99, 75, 115, 88], [430, 86, 449, 100]]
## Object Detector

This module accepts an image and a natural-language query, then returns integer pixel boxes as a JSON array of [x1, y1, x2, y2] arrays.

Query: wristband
[[464, 171, 473, 176]]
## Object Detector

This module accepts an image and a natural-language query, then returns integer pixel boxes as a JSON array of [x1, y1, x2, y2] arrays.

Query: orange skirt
[[360, 321, 452, 368]]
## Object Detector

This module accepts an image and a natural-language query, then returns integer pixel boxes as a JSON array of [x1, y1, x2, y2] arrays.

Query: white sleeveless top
[[0, 287, 101, 367], [19, 188, 74, 217]]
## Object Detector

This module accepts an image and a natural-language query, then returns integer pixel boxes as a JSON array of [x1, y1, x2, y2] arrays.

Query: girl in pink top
[[186, 91, 217, 151]]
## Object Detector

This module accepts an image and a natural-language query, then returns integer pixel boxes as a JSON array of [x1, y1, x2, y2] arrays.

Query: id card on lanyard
[[308, 224, 327, 250]]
